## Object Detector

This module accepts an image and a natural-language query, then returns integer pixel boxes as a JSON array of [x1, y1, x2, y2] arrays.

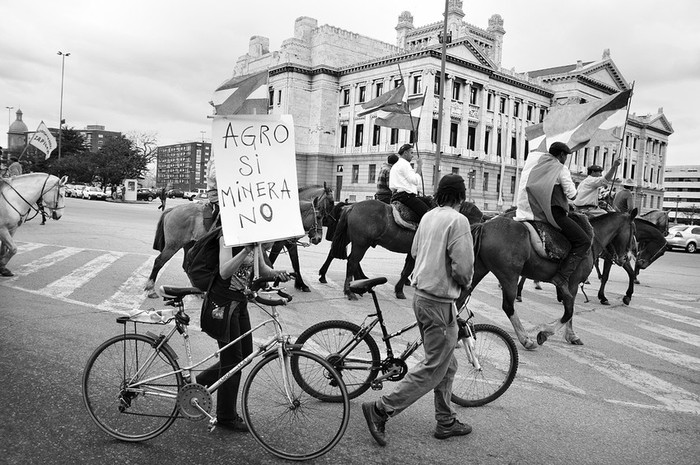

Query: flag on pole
[[211, 71, 269, 115], [375, 92, 425, 130], [524, 89, 632, 153], [29, 121, 58, 159], [357, 84, 406, 117]]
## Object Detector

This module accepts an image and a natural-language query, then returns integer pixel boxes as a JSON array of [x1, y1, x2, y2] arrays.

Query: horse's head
[[606, 208, 638, 266], [316, 187, 335, 227], [40, 175, 67, 221], [300, 200, 323, 245], [634, 219, 667, 269]]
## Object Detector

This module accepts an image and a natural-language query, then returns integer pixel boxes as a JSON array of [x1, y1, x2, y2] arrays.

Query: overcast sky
[[1, 0, 698, 165]]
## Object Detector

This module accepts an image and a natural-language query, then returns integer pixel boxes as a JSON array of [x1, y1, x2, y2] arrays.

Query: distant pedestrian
[[362, 173, 475, 447], [158, 182, 171, 211]]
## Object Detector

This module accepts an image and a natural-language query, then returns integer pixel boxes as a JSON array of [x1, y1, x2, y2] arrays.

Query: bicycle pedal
[[371, 381, 383, 390]]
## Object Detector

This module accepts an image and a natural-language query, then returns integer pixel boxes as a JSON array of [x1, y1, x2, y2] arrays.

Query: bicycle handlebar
[[249, 273, 297, 306]]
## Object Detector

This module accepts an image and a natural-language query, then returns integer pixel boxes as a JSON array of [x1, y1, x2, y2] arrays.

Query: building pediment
[[446, 38, 496, 70], [579, 59, 629, 91], [649, 114, 674, 134]]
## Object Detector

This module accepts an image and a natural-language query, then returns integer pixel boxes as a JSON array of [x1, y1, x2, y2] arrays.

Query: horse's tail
[[470, 223, 484, 259], [330, 205, 351, 259], [152, 211, 166, 251]]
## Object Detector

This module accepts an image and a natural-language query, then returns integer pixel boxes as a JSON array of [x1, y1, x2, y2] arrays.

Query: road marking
[[637, 322, 700, 348], [98, 256, 155, 312], [634, 304, 700, 328], [648, 297, 694, 310], [16, 243, 46, 254], [3, 247, 83, 280], [40, 252, 124, 298]]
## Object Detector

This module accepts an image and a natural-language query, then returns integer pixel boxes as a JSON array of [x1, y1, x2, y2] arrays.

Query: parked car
[[137, 188, 156, 201], [65, 183, 87, 197], [82, 186, 107, 201], [665, 225, 700, 253], [167, 188, 184, 199]]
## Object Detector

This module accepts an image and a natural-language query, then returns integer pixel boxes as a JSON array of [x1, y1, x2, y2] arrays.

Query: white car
[[82, 186, 107, 201], [666, 225, 700, 253]]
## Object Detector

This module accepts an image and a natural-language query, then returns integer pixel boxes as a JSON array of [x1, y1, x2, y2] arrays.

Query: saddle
[[520, 212, 593, 261], [390, 201, 419, 231]]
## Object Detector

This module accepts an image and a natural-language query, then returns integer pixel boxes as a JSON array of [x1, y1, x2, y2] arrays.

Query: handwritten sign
[[212, 114, 304, 246]]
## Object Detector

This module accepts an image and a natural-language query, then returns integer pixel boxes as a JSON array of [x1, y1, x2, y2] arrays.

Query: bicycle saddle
[[348, 277, 387, 295], [159, 285, 205, 299]]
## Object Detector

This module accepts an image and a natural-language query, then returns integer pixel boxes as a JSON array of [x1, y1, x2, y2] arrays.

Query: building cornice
[[627, 118, 674, 136]]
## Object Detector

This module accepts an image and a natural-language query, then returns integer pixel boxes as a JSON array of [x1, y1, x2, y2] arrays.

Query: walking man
[[362, 174, 475, 446]]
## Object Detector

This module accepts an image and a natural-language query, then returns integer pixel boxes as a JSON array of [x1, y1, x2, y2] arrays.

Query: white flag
[[29, 121, 58, 159]]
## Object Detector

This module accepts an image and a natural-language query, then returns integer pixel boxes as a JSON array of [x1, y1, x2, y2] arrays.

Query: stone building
[[156, 141, 211, 191], [218, 1, 672, 212]]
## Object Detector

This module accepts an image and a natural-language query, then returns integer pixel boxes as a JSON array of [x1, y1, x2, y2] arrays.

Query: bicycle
[[82, 276, 350, 462], [294, 277, 518, 406]]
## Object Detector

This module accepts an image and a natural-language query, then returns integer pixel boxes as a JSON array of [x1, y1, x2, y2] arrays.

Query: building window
[[277, 90, 282, 105], [499, 97, 506, 114], [487, 93, 494, 111], [340, 125, 348, 148], [511, 175, 517, 193], [269, 87, 274, 106], [496, 131, 502, 156], [390, 128, 399, 144], [355, 124, 364, 147], [513, 101, 520, 118], [526, 105, 533, 121], [352, 165, 359, 183], [511, 136, 517, 159], [342, 89, 350, 106], [449, 122, 458, 147], [468, 170, 476, 190], [484, 130, 490, 154], [394, 78, 402, 89], [368, 164, 376, 184], [497, 173, 501, 194], [470, 87, 478, 105], [633, 137, 637, 150], [452, 82, 461, 101], [431, 119, 439, 143], [434, 76, 441, 95], [412, 75, 422, 94], [539, 108, 546, 123], [358, 86, 366, 103], [372, 125, 381, 146], [375, 82, 383, 98], [467, 127, 476, 150], [483, 172, 489, 192], [452, 167, 459, 174], [409, 130, 417, 143]]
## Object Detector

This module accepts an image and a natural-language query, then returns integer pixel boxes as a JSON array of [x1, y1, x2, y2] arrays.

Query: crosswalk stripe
[[16, 243, 46, 254], [634, 304, 700, 329], [637, 322, 700, 348], [4, 247, 83, 280], [98, 256, 154, 312], [40, 252, 124, 298], [648, 297, 694, 310]]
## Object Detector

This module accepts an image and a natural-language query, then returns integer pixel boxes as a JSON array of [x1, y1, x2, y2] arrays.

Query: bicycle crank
[[177, 383, 214, 421]]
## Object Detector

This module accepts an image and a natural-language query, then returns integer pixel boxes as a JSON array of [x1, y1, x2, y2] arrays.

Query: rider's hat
[[587, 164, 603, 175], [548, 141, 572, 156], [623, 178, 636, 188], [398, 143, 413, 155]]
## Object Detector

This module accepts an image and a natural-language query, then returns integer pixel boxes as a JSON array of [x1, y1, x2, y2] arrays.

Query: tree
[[93, 135, 150, 186], [34, 128, 91, 181], [127, 131, 159, 164]]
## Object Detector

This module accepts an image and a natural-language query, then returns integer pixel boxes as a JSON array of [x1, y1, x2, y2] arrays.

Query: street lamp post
[[57, 51, 70, 160], [5, 106, 13, 129], [675, 195, 680, 224]]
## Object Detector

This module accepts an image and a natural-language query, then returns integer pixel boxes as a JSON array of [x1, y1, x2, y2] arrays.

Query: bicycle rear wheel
[[451, 323, 518, 407], [82, 333, 183, 441], [242, 350, 350, 461], [294, 320, 380, 401]]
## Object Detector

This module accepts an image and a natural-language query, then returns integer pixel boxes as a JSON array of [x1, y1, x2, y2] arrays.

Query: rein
[[1, 174, 63, 225]]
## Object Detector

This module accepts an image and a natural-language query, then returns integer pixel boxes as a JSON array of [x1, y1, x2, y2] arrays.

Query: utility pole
[[434, 0, 449, 191], [57, 51, 70, 159]]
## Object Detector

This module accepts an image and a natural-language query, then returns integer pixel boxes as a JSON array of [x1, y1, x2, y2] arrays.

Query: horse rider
[[613, 178, 636, 213], [573, 159, 620, 216], [389, 144, 428, 222], [515, 141, 592, 296], [7, 156, 22, 177], [375, 154, 399, 204]]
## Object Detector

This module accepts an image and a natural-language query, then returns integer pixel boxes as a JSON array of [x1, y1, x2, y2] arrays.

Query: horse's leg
[[285, 243, 310, 292], [496, 274, 538, 351], [395, 255, 415, 300], [516, 276, 526, 302], [621, 261, 635, 305], [318, 250, 334, 283], [594, 257, 602, 279], [344, 244, 369, 300], [633, 262, 641, 285], [597, 258, 613, 305], [0, 229, 18, 276], [144, 245, 181, 298]]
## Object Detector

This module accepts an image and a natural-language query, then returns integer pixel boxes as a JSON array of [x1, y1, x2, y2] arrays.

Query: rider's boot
[[550, 252, 586, 299]]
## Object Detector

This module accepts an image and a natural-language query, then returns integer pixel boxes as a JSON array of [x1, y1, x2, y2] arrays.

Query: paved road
[[1, 197, 699, 464]]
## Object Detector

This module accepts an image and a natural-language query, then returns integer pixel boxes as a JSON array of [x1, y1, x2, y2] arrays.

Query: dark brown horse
[[458, 210, 637, 350], [596, 217, 666, 304], [328, 199, 484, 299]]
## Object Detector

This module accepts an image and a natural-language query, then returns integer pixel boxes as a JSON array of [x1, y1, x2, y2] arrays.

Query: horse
[[595, 217, 666, 305], [328, 199, 484, 300], [0, 173, 67, 276], [458, 210, 637, 350], [143, 187, 332, 298], [267, 184, 334, 292]]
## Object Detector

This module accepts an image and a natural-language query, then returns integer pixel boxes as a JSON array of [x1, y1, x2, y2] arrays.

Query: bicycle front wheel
[[82, 333, 183, 441], [451, 323, 518, 407], [242, 350, 350, 461], [294, 319, 380, 400]]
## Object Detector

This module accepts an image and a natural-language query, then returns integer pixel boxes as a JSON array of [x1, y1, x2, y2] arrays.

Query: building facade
[[663, 165, 700, 224], [156, 141, 211, 191], [76, 125, 122, 152]]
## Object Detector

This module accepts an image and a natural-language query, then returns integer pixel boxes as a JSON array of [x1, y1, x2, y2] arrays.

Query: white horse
[[0, 173, 67, 276]]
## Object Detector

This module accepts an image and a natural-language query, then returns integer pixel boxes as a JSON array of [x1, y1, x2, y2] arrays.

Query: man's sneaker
[[434, 419, 472, 439], [362, 402, 387, 446]]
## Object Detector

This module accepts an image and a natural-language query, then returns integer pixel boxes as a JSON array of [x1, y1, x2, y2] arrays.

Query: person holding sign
[[196, 237, 291, 432]]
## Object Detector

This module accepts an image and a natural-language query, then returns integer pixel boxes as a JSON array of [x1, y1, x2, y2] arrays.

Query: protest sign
[[212, 114, 304, 246]]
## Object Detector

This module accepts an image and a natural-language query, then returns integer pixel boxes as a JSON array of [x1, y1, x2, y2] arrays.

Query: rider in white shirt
[[389, 144, 428, 221]]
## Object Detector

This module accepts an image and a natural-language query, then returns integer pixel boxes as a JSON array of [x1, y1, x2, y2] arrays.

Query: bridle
[[305, 201, 323, 240], [1, 174, 64, 224], [636, 238, 666, 269]]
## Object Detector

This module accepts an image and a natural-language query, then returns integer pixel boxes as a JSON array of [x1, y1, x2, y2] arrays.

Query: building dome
[[9, 109, 28, 134]]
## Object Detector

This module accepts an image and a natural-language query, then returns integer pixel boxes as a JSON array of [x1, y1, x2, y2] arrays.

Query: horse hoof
[[534, 284, 542, 290], [569, 338, 584, 346], [346, 293, 358, 301], [623, 296, 631, 305], [396, 292, 406, 300], [0, 268, 14, 277], [523, 340, 538, 350], [516, 296, 522, 302], [299, 286, 311, 293], [633, 279, 640, 285], [147, 291, 159, 299], [600, 299, 610, 306], [536, 332, 548, 345], [318, 277, 327, 284]]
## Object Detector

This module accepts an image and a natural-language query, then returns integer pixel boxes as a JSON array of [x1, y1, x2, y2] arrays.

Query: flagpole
[[17, 130, 38, 161], [397, 62, 426, 194], [434, 0, 449, 193], [608, 82, 635, 206]]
